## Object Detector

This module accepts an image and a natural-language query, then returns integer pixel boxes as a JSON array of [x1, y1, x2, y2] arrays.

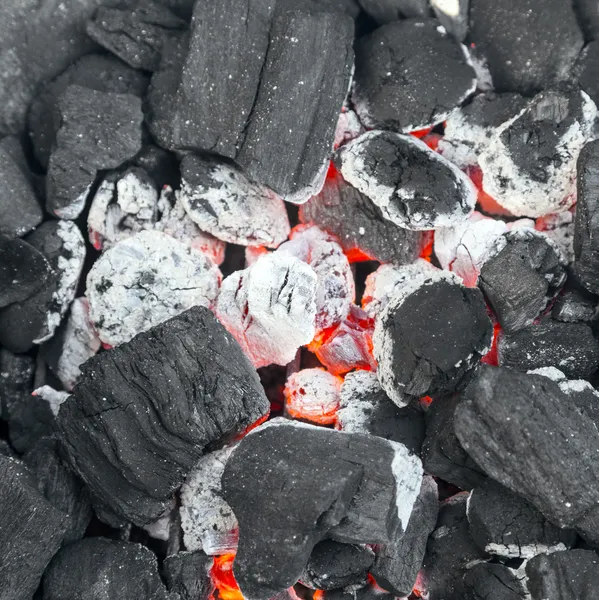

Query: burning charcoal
[[338, 370, 425, 455], [334, 108, 364, 150], [468, 0, 583, 94], [57, 307, 269, 526], [46, 84, 144, 219], [467, 478, 576, 559], [478, 229, 566, 333], [431, 0, 469, 41], [300, 541, 374, 590], [374, 269, 492, 402], [356, 0, 428, 24], [86, 230, 220, 347], [536, 210, 575, 265], [179, 154, 290, 247], [352, 20, 476, 133], [0, 234, 51, 308], [221, 419, 423, 600], [498, 320, 599, 379], [0, 220, 86, 354], [43, 537, 173, 600], [299, 166, 425, 265], [0, 136, 43, 236], [164, 550, 214, 600], [180, 446, 238, 556], [216, 252, 317, 368], [0, 456, 68, 600], [372, 476, 438, 597], [478, 88, 596, 218], [32, 386, 70, 417], [463, 563, 528, 600], [335, 131, 477, 230]]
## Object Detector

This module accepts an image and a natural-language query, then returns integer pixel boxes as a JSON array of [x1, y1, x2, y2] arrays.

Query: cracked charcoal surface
[[335, 131, 477, 230], [57, 307, 269, 526], [352, 20, 476, 133], [463, 563, 528, 600], [356, 0, 428, 24], [431, 0, 469, 41], [163, 551, 214, 600]]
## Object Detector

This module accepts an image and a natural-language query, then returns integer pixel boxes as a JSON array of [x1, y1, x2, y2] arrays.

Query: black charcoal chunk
[[575, 0, 599, 41], [463, 563, 527, 600], [163, 551, 214, 600], [277, 0, 361, 18], [57, 306, 269, 526], [372, 476, 438, 597], [0, 234, 51, 308], [468, 478, 576, 559], [0, 136, 43, 236], [0, 456, 67, 600], [552, 280, 598, 323], [454, 365, 599, 531], [221, 419, 422, 600], [575, 42, 599, 110], [133, 144, 180, 190], [431, 0, 469, 41], [43, 537, 173, 600], [526, 550, 599, 600], [352, 20, 475, 132], [356, 0, 428, 24], [468, 0, 584, 94], [498, 320, 599, 379], [479, 230, 566, 333]]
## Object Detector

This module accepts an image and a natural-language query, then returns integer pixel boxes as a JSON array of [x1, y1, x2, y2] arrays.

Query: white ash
[[485, 542, 568, 561], [391, 440, 424, 532], [282, 157, 329, 205], [438, 110, 491, 170], [469, 52, 494, 92], [142, 502, 175, 542], [244, 246, 269, 267], [334, 109, 364, 149], [32, 385, 70, 417], [284, 368, 341, 424], [338, 370, 385, 433], [87, 230, 221, 347], [527, 366, 567, 383], [530, 366, 599, 399], [54, 183, 91, 220], [535, 211, 575, 264], [431, 0, 460, 18]]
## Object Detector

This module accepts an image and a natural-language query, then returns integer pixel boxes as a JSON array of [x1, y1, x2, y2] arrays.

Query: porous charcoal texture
[[221, 419, 422, 600], [468, 0, 584, 94], [372, 476, 438, 597], [431, 0, 469, 41], [498, 320, 599, 379], [285, 368, 342, 426], [352, 20, 475, 132], [0, 136, 43, 236], [463, 563, 528, 600], [43, 537, 173, 600], [356, 0, 428, 24], [479, 229, 566, 333], [335, 131, 477, 230], [373, 271, 492, 402], [277, 0, 361, 18], [552, 279, 598, 323], [0, 456, 67, 600], [163, 551, 214, 600], [0, 221, 85, 354], [57, 307, 269, 525]]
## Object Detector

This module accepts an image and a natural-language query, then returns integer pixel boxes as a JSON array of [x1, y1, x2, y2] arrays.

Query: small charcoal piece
[[552, 277, 598, 323], [57, 307, 269, 525], [468, 0, 583, 94], [43, 537, 173, 600], [467, 478, 576, 559], [163, 551, 214, 600], [356, 0, 428, 24], [0, 220, 86, 354], [86, 230, 221, 347], [352, 20, 476, 132], [335, 131, 477, 230], [0, 456, 67, 600], [221, 419, 422, 600], [0, 136, 43, 236], [372, 476, 438, 597], [478, 88, 596, 218], [299, 166, 425, 265], [431, 0, 469, 41], [179, 154, 290, 247], [463, 563, 528, 600], [498, 320, 599, 379], [479, 229, 566, 333], [300, 541, 374, 590], [373, 269, 492, 402], [46, 84, 143, 219]]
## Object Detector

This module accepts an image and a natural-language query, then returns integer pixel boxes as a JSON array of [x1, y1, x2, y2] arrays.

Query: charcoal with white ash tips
[[463, 563, 528, 600], [574, 41, 599, 110], [221, 419, 422, 600], [551, 278, 598, 323], [163, 551, 214, 600], [285, 368, 341, 425], [431, 0, 469, 42], [356, 0, 428, 24], [56, 307, 269, 526]]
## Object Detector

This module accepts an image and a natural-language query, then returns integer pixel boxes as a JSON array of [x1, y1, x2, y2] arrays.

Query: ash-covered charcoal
[[338, 370, 425, 456], [0, 136, 43, 237], [163, 550, 214, 600], [467, 478, 576, 559], [431, 0, 469, 41], [356, 0, 428, 24], [352, 20, 476, 133], [478, 229, 566, 333], [468, 0, 583, 94], [299, 167, 425, 265], [0, 220, 86, 354], [372, 476, 438, 597], [374, 269, 492, 402], [86, 230, 220, 347], [43, 537, 173, 600], [478, 88, 596, 218], [552, 281, 598, 323], [236, 10, 354, 203], [300, 540, 374, 590], [576, 41, 599, 110], [536, 210, 575, 265], [334, 108, 364, 150], [32, 386, 70, 417], [179, 154, 290, 247], [463, 563, 528, 600], [0, 456, 68, 600], [335, 131, 477, 230], [498, 320, 599, 379], [216, 252, 317, 368], [221, 419, 422, 600], [57, 307, 269, 526]]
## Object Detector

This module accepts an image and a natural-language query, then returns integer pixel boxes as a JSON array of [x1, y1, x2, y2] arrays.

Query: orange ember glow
[[211, 554, 243, 600], [235, 412, 270, 441], [481, 321, 501, 366], [420, 395, 433, 408], [284, 369, 343, 425], [410, 126, 433, 139], [421, 132, 442, 151], [419, 232, 434, 263], [344, 246, 374, 263], [467, 165, 513, 217], [313, 592, 326, 600]]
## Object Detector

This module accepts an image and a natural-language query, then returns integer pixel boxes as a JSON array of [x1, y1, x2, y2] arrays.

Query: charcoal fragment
[[463, 563, 527, 600], [431, 0, 469, 41], [356, 0, 428, 24], [163, 551, 214, 600], [285, 368, 342, 426]]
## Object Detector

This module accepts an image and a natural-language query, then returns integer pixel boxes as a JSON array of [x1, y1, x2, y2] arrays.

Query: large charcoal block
[[463, 563, 527, 600], [163, 551, 214, 600], [57, 307, 269, 526], [356, 0, 428, 24]]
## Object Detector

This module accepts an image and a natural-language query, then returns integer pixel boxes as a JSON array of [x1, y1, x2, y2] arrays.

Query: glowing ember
[[419, 232, 434, 262], [467, 165, 513, 217], [410, 126, 434, 139], [211, 554, 243, 600], [284, 368, 342, 425], [481, 321, 502, 366]]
